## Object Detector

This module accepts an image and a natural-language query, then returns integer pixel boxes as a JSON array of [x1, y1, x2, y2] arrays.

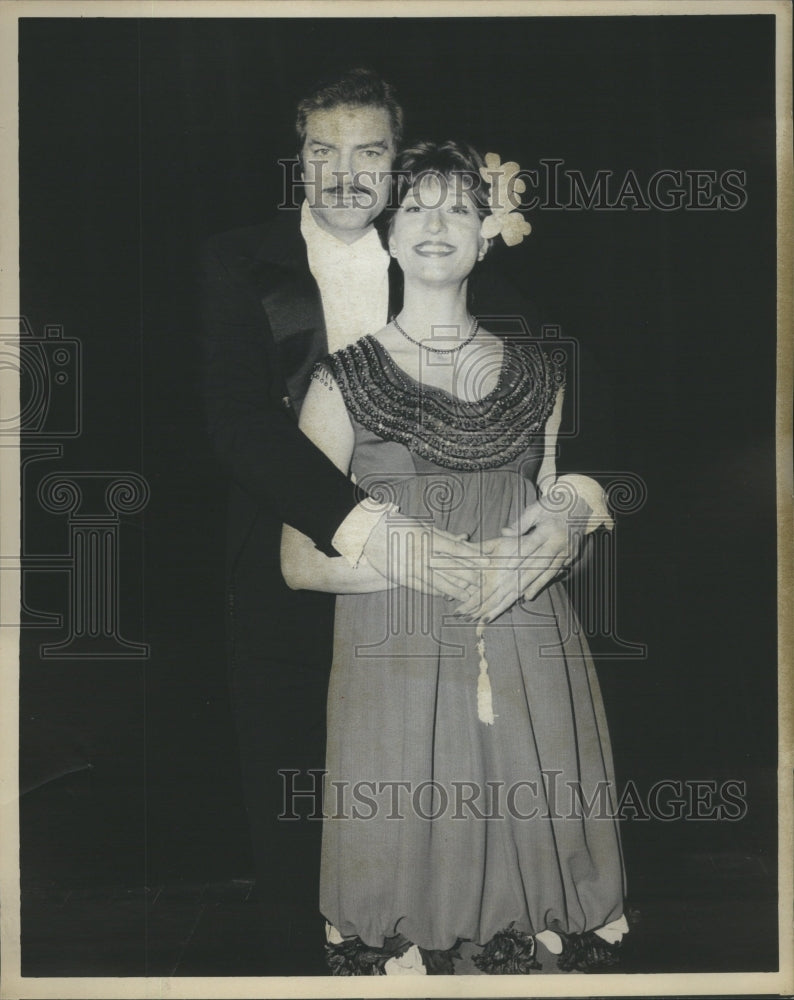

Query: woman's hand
[[453, 504, 584, 623]]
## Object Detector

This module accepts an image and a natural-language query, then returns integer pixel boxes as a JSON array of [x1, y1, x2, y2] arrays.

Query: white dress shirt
[[300, 200, 389, 353], [299, 201, 394, 563]]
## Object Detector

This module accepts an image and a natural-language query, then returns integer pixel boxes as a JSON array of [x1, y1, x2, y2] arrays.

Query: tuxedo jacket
[[200, 209, 380, 567], [200, 209, 376, 662]]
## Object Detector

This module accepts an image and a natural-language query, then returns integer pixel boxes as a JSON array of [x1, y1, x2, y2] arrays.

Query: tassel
[[476, 623, 496, 725]]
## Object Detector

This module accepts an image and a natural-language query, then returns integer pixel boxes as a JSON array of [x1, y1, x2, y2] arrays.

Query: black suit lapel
[[249, 212, 328, 413], [249, 209, 398, 412], [252, 212, 326, 350]]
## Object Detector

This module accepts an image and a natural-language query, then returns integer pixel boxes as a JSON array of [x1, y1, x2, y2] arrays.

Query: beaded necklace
[[390, 315, 480, 355]]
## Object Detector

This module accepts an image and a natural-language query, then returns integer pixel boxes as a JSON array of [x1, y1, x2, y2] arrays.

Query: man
[[200, 67, 607, 973], [201, 70, 471, 974]]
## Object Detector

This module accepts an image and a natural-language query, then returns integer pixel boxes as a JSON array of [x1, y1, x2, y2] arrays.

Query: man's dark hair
[[295, 68, 403, 148]]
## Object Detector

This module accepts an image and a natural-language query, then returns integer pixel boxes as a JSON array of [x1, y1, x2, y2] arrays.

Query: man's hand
[[362, 513, 483, 602], [454, 502, 586, 623], [505, 501, 585, 601]]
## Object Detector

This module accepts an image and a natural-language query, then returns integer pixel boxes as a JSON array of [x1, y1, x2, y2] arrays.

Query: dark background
[[17, 14, 778, 975]]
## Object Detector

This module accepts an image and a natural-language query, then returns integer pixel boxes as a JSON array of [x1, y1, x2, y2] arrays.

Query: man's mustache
[[318, 183, 380, 210], [322, 183, 375, 198]]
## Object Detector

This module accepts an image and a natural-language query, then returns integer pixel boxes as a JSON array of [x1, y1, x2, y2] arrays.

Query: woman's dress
[[319, 333, 626, 970]]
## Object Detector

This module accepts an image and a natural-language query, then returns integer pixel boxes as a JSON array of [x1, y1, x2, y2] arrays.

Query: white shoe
[[325, 921, 345, 945], [384, 944, 427, 975]]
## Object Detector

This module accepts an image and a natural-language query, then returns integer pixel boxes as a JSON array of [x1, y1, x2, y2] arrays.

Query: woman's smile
[[413, 240, 456, 257]]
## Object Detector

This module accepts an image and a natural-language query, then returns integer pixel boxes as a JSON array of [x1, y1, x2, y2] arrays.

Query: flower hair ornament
[[479, 152, 532, 247]]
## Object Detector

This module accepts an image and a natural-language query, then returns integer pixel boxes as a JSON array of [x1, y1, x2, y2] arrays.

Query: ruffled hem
[[472, 923, 541, 974], [556, 929, 621, 973], [323, 914, 633, 976], [324, 925, 461, 976]]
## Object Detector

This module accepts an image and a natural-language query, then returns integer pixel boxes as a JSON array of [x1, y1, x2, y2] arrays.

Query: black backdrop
[[18, 11, 778, 953]]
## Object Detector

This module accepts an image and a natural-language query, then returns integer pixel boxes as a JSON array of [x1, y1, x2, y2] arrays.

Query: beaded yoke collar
[[322, 334, 563, 472]]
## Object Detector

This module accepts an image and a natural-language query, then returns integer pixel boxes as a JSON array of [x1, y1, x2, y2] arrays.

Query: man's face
[[301, 104, 395, 243]]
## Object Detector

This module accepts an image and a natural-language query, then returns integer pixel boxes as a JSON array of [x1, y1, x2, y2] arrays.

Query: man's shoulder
[[202, 211, 303, 267]]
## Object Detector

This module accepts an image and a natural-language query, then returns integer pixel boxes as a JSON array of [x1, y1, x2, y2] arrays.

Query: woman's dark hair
[[390, 140, 491, 220], [378, 140, 493, 256], [295, 68, 403, 148]]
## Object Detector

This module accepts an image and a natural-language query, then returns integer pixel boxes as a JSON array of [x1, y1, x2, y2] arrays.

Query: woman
[[281, 141, 628, 975]]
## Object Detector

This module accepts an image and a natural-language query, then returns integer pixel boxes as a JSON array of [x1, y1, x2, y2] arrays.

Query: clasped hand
[[453, 501, 584, 623], [363, 501, 583, 622]]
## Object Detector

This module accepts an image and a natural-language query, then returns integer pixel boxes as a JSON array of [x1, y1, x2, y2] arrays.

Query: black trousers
[[226, 575, 334, 969]]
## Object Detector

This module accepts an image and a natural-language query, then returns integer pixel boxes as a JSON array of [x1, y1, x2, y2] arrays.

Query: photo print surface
[[2, 4, 790, 997]]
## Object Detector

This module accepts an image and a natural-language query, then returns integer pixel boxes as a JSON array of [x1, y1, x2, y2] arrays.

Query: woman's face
[[388, 172, 486, 286]]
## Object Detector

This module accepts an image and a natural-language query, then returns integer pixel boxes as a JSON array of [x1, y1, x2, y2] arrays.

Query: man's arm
[[281, 374, 479, 603], [199, 236, 361, 552], [280, 376, 394, 593]]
